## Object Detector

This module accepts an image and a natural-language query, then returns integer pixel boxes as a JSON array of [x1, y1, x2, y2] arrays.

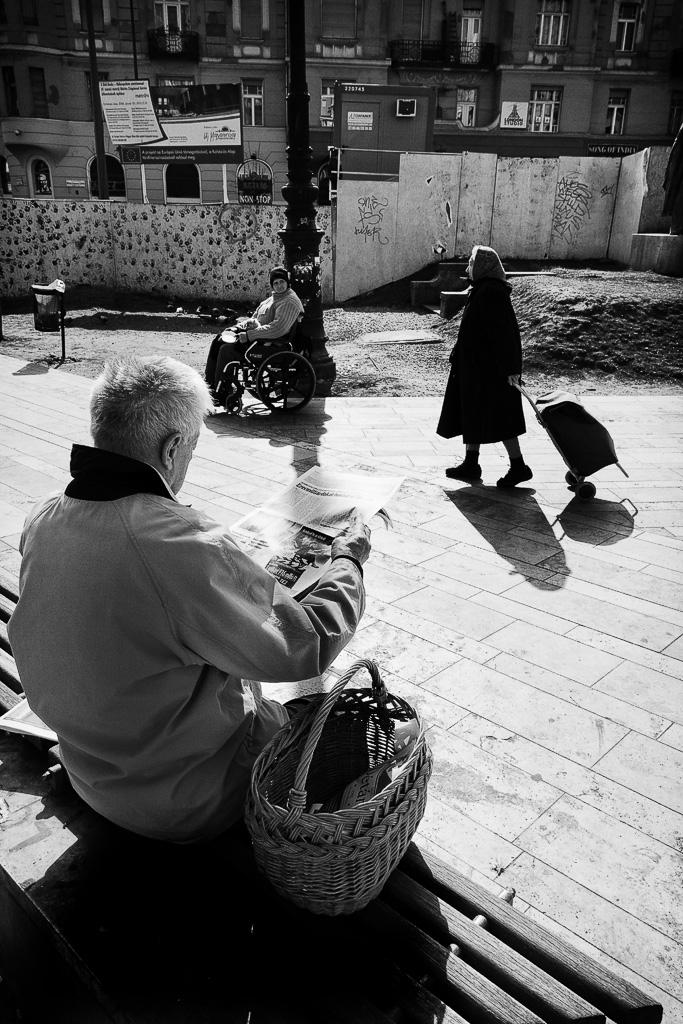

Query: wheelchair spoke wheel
[[255, 352, 316, 413]]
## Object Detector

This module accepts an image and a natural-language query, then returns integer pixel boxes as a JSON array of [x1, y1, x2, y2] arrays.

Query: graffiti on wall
[[551, 175, 593, 243], [354, 194, 390, 244]]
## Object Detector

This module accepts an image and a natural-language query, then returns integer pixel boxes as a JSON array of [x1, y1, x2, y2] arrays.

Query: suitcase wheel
[[576, 481, 597, 501]]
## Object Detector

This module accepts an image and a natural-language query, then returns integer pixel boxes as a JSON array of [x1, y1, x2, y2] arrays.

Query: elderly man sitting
[[8, 355, 370, 844]]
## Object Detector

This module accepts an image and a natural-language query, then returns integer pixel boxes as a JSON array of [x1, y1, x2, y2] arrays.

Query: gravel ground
[[1, 265, 682, 398]]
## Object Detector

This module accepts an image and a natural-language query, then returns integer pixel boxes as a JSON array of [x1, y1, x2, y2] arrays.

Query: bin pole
[[60, 298, 66, 362]]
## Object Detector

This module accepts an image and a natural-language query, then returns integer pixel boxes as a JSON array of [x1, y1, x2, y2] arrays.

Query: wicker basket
[[244, 659, 432, 916]]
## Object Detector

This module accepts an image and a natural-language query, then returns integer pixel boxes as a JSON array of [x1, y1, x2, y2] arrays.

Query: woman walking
[[437, 245, 532, 488]]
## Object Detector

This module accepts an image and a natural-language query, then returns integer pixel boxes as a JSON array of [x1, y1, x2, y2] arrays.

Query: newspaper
[[231, 466, 404, 595], [0, 697, 58, 743]]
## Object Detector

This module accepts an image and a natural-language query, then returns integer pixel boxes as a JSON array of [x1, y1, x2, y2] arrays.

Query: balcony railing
[[147, 27, 199, 61], [389, 38, 496, 68]]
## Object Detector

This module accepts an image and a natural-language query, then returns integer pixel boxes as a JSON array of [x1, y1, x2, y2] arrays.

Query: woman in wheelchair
[[204, 266, 304, 403]]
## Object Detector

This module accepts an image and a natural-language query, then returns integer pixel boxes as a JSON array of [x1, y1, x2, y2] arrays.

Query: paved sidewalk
[[1, 354, 683, 1019]]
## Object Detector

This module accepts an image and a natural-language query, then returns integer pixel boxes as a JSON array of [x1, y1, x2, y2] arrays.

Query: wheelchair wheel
[[255, 351, 316, 413]]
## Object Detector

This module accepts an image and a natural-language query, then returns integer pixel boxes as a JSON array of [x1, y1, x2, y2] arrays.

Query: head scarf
[[269, 266, 290, 287], [469, 245, 507, 282]]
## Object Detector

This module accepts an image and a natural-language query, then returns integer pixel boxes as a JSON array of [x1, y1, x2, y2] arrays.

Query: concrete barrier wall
[[0, 200, 333, 305], [334, 182, 400, 302], [335, 148, 669, 299]]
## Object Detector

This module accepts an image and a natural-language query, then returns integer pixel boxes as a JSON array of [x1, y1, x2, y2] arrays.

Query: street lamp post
[[280, 0, 335, 395]]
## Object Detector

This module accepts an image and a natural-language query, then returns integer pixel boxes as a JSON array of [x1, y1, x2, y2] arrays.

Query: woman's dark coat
[[436, 277, 526, 444]]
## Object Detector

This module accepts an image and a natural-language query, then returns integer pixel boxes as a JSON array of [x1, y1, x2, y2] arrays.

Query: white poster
[[348, 111, 374, 131], [99, 81, 163, 145], [500, 102, 529, 129]]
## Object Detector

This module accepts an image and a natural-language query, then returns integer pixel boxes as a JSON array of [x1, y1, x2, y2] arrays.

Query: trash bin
[[32, 280, 65, 332]]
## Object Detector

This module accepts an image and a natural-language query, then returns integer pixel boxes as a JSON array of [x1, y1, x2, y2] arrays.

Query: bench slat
[[400, 845, 663, 1024], [383, 869, 603, 1024]]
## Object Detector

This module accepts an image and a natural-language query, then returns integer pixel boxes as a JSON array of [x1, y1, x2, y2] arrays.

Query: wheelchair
[[213, 316, 317, 415]]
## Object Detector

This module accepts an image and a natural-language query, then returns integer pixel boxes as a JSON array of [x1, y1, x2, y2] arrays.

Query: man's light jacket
[[8, 445, 365, 843]]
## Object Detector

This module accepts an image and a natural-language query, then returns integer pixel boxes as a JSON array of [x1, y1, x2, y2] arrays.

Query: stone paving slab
[[1, 353, 683, 1019]]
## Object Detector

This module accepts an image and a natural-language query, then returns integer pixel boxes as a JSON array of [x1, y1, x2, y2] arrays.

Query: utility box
[[32, 282, 65, 332], [332, 83, 436, 180]]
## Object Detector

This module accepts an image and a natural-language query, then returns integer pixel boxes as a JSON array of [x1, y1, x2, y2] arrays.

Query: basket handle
[[285, 659, 386, 815]]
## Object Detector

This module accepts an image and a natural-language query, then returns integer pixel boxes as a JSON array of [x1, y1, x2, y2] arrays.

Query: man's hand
[[331, 512, 371, 566], [507, 374, 521, 386]]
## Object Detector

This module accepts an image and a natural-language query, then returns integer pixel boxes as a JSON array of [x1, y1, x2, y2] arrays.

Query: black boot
[[497, 456, 533, 488], [445, 451, 481, 481]]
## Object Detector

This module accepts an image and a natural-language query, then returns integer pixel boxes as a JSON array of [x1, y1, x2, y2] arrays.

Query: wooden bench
[[0, 570, 663, 1024]]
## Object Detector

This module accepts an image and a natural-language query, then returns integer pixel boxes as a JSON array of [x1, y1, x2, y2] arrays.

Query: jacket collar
[[65, 444, 177, 502]]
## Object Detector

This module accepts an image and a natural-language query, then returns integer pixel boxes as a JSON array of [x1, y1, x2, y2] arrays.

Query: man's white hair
[[90, 356, 213, 459]]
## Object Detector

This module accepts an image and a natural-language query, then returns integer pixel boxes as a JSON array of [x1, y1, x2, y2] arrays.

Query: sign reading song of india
[[100, 80, 243, 164]]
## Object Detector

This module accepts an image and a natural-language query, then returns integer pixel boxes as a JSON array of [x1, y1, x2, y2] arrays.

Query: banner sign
[[500, 102, 529, 129], [102, 81, 243, 163], [587, 143, 639, 156]]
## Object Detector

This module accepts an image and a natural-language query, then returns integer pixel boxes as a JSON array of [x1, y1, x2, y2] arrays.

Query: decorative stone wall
[[0, 200, 333, 305]]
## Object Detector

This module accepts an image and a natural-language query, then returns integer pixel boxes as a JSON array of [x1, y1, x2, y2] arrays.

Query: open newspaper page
[[0, 697, 58, 743], [231, 466, 404, 596]]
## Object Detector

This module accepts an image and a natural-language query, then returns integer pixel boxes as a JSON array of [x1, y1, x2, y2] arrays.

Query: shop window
[[615, 3, 638, 51], [2, 66, 19, 116], [1, 157, 12, 195], [457, 88, 477, 125], [29, 66, 49, 118], [321, 0, 356, 38], [90, 155, 127, 198], [528, 87, 562, 132], [165, 163, 200, 201], [242, 80, 263, 126], [32, 159, 52, 196], [670, 91, 683, 136], [536, 0, 570, 46], [605, 92, 628, 135]]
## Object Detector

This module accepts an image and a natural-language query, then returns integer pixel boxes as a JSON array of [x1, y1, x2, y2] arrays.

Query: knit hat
[[469, 245, 507, 282], [270, 266, 290, 287]]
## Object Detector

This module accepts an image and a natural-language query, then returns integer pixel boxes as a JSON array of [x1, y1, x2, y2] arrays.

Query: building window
[[2, 66, 19, 116], [0, 2, 7, 24], [29, 67, 49, 118], [206, 10, 226, 36], [155, 76, 194, 117], [668, 91, 683, 136], [242, 80, 263, 126], [605, 91, 628, 134], [240, 0, 262, 38], [32, 159, 52, 196], [321, 82, 335, 127], [79, 0, 104, 31], [165, 163, 200, 201], [528, 87, 562, 132], [536, 0, 570, 46], [90, 155, 126, 198], [457, 88, 477, 125], [461, 8, 482, 63], [154, 1, 190, 32], [615, 3, 638, 51], [21, 0, 38, 25], [321, 0, 356, 39], [85, 70, 109, 120]]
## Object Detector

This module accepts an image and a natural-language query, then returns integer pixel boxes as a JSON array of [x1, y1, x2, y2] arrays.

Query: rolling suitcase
[[516, 385, 628, 500]]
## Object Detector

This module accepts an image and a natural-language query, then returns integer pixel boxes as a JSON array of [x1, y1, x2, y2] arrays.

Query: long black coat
[[436, 277, 526, 444]]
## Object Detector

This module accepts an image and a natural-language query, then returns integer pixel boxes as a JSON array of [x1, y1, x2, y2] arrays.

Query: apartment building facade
[[0, 0, 681, 205]]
